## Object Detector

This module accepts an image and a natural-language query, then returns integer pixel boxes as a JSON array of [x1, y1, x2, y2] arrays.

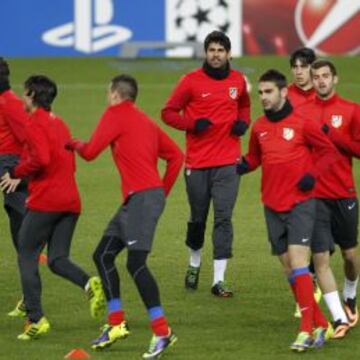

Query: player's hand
[[321, 123, 330, 134], [193, 118, 213, 134], [297, 173, 315, 192], [0, 172, 21, 194], [236, 157, 249, 175], [230, 120, 248, 137], [65, 138, 84, 151]]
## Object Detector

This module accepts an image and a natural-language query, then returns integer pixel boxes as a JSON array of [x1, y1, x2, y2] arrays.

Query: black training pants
[[18, 210, 89, 322], [185, 165, 240, 259]]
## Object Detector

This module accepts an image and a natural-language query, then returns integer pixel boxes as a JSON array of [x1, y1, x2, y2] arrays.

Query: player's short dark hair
[[290, 47, 316, 67], [259, 69, 287, 90], [0, 57, 10, 82], [204, 31, 231, 52], [24, 75, 57, 111], [111, 74, 138, 102], [311, 59, 337, 76]]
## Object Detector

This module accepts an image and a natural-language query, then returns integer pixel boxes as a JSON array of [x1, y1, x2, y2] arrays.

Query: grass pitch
[[0, 56, 359, 360]]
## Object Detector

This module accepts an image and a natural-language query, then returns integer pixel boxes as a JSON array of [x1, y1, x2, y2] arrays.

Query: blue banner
[[0, 0, 165, 57]]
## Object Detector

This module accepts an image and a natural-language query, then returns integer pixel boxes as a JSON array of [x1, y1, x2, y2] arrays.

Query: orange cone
[[38, 253, 48, 265], [64, 348, 90, 359]]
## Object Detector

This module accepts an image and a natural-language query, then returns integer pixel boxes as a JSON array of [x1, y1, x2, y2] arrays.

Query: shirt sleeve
[[157, 127, 184, 196], [161, 75, 193, 131], [327, 105, 360, 158], [244, 127, 261, 171], [303, 119, 340, 176], [77, 109, 121, 161], [237, 77, 251, 125], [13, 122, 50, 178]]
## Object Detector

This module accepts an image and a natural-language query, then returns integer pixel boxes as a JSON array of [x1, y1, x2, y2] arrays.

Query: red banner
[[243, 0, 360, 55]]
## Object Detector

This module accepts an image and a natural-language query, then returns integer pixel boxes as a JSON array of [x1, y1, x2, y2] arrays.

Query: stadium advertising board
[[0, 0, 359, 57], [243, 0, 360, 55]]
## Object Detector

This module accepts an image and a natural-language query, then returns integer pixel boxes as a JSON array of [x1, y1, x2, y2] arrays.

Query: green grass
[[0, 56, 359, 360]]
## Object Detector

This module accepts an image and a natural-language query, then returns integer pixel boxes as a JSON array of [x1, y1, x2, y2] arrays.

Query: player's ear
[[24, 88, 34, 98], [333, 75, 339, 85], [281, 86, 288, 98]]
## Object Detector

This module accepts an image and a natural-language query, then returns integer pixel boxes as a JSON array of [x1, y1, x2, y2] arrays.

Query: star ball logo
[[166, 0, 241, 56], [42, 0, 132, 54], [295, 0, 360, 55]]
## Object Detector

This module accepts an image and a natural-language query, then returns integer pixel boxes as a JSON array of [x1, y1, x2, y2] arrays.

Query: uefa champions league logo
[[42, 0, 132, 54]]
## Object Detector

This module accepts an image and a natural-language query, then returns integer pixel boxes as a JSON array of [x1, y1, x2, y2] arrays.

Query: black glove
[[297, 173, 316, 192], [322, 123, 330, 134], [193, 118, 212, 134], [230, 120, 248, 136], [236, 157, 249, 175]]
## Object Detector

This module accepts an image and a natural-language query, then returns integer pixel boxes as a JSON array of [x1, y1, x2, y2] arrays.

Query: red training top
[[0, 90, 28, 156], [161, 67, 250, 169], [75, 100, 184, 202], [298, 94, 360, 199], [245, 110, 339, 212], [287, 84, 316, 108], [14, 108, 81, 213]]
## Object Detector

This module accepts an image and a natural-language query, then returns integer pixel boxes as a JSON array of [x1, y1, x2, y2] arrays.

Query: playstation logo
[[42, 0, 132, 54]]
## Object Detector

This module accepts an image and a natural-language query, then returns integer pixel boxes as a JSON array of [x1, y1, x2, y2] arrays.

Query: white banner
[[166, 0, 242, 57]]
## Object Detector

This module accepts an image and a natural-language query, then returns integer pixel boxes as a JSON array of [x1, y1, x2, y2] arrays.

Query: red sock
[[313, 298, 328, 328], [108, 310, 124, 326], [294, 273, 314, 334], [151, 316, 169, 337]]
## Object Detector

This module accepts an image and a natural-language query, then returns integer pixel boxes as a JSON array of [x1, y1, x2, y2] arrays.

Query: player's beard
[[317, 85, 334, 99]]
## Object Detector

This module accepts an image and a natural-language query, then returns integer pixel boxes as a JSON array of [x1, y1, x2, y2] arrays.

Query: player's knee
[[342, 247, 358, 263], [186, 221, 206, 250], [126, 251, 147, 278], [314, 261, 330, 276], [92, 248, 102, 265], [313, 253, 330, 272], [214, 211, 231, 223], [48, 257, 64, 274], [93, 236, 120, 266], [93, 249, 116, 268]]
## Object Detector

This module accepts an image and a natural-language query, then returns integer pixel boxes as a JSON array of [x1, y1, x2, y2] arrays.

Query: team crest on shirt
[[331, 115, 343, 128], [283, 127, 294, 141], [229, 87, 238, 99]]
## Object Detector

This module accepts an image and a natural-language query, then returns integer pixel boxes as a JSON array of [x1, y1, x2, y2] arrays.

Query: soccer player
[[288, 48, 322, 317], [66, 74, 183, 359], [0, 75, 105, 340], [300, 59, 360, 329], [237, 69, 338, 351], [0, 57, 30, 317], [161, 31, 250, 297], [288, 47, 317, 107]]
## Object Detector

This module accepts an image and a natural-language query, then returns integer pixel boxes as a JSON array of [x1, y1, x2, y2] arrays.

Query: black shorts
[[104, 188, 165, 252], [313, 198, 358, 251], [264, 199, 316, 256]]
